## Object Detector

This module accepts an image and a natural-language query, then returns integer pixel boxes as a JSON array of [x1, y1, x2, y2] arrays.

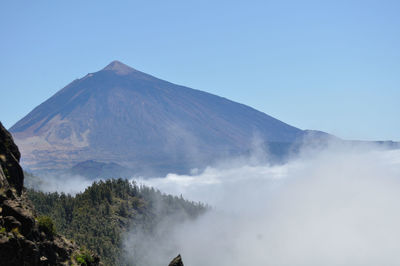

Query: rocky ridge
[[0, 122, 100, 265], [168, 254, 184, 266]]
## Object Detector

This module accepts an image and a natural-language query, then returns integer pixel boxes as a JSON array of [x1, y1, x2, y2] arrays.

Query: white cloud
[[127, 144, 400, 266]]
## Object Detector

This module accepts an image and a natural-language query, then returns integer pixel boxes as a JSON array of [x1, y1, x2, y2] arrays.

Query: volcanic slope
[[11, 61, 307, 176]]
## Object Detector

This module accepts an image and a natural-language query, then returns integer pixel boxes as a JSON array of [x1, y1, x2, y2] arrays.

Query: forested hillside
[[27, 178, 207, 265]]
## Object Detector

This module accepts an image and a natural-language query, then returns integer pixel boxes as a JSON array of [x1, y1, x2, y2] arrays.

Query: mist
[[25, 172, 98, 195], [24, 143, 400, 265], [124, 144, 400, 265]]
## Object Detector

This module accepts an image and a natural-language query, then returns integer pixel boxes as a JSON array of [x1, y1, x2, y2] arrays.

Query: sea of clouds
[[124, 143, 400, 266]]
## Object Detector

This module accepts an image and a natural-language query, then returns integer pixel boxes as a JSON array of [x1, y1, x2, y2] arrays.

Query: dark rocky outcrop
[[168, 254, 184, 266], [0, 122, 100, 265], [0, 122, 24, 195]]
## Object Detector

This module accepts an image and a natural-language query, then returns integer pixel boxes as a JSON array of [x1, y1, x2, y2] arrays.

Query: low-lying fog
[[30, 143, 400, 265], [128, 143, 400, 266]]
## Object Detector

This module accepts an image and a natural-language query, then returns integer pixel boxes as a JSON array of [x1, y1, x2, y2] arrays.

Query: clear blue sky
[[0, 0, 399, 141]]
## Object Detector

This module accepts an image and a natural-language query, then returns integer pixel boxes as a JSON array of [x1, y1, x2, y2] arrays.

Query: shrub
[[37, 215, 56, 236], [75, 249, 94, 265], [11, 227, 22, 237]]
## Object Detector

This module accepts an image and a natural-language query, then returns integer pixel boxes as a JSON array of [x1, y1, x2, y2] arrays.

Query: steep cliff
[[0, 122, 100, 265]]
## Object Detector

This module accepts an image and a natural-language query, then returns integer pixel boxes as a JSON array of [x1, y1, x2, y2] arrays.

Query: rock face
[[0, 122, 100, 265], [168, 254, 184, 266], [0, 122, 24, 195], [10, 60, 311, 176]]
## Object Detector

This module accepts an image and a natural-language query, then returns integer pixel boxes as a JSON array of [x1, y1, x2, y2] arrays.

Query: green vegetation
[[11, 227, 22, 237], [27, 178, 207, 265], [74, 248, 95, 265], [37, 215, 56, 236]]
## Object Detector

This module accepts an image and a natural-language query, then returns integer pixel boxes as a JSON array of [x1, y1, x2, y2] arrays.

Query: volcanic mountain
[[10, 61, 319, 176]]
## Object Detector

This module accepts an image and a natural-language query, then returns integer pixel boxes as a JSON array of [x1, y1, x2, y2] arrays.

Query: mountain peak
[[10, 61, 304, 175], [102, 60, 136, 75]]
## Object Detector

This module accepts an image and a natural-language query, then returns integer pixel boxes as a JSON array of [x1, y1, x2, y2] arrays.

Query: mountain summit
[[102, 60, 137, 75], [10, 61, 307, 176]]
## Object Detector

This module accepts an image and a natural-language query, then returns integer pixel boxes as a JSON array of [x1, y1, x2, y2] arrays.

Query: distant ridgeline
[[27, 178, 206, 265]]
